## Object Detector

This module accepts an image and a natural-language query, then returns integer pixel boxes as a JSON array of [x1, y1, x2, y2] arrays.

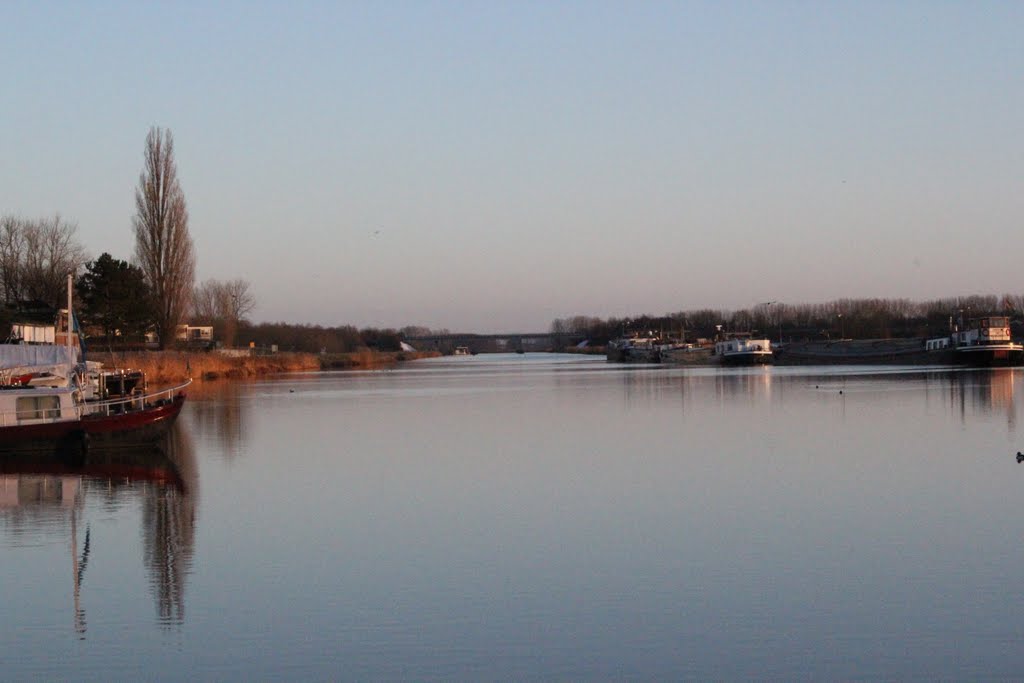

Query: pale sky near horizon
[[2, 1, 1022, 332]]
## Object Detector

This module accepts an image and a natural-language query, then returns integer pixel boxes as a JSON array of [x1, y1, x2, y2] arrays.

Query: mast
[[67, 272, 73, 353]]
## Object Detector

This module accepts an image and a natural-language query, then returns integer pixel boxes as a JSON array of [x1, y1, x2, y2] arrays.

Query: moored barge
[[774, 317, 1022, 367]]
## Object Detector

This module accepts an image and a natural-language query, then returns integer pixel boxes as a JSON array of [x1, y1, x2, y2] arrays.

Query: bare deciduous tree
[[223, 279, 255, 319], [134, 127, 195, 349], [191, 277, 255, 347], [0, 213, 88, 306], [191, 279, 223, 323], [221, 278, 254, 348], [23, 215, 90, 304], [0, 215, 26, 302]]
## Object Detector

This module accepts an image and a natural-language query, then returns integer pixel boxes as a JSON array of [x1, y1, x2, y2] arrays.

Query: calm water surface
[[3, 354, 1024, 680]]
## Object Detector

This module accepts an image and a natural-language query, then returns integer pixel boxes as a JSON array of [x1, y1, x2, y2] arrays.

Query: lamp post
[[837, 313, 844, 340]]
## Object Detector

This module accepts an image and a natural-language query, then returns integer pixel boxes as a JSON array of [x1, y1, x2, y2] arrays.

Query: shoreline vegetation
[[90, 349, 442, 384], [550, 294, 1024, 347]]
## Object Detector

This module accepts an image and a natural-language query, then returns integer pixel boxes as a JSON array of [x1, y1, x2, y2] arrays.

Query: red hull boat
[[0, 381, 190, 454]]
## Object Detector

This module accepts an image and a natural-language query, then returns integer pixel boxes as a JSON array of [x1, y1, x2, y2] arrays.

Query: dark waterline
[[2, 355, 1023, 680]]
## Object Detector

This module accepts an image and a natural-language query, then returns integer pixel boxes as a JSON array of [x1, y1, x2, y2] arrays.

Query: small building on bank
[[4, 302, 81, 347], [176, 324, 214, 347]]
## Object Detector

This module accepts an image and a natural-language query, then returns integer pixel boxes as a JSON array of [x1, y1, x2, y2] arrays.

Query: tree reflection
[[188, 380, 248, 459], [140, 422, 197, 626], [0, 421, 199, 633]]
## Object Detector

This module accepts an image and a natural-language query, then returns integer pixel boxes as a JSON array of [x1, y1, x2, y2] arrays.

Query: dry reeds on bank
[[87, 349, 441, 383], [89, 350, 320, 383]]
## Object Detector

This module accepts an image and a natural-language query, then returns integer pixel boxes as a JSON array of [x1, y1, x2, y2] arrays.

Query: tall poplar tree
[[133, 127, 195, 349]]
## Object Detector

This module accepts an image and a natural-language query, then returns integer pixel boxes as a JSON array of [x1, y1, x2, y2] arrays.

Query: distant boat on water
[[714, 337, 773, 366], [774, 338, 932, 365], [609, 332, 773, 366], [940, 316, 1023, 366], [774, 316, 1023, 367], [659, 344, 715, 365], [605, 336, 661, 363]]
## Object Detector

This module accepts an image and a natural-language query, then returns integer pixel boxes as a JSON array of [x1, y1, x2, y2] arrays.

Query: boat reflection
[[948, 368, 1017, 430], [712, 368, 774, 401], [788, 368, 1020, 429], [611, 366, 778, 410], [0, 422, 197, 634], [607, 366, 1022, 431]]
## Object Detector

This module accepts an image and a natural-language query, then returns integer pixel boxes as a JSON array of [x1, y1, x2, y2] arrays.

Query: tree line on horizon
[[0, 208, 441, 353], [6, 127, 1023, 354], [232, 323, 448, 354], [0, 129, 251, 350], [1, 127, 447, 354], [2, 127, 208, 349], [551, 294, 1024, 346]]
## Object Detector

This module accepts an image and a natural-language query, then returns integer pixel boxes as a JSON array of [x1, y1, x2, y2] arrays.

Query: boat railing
[[83, 379, 193, 418], [0, 405, 63, 427]]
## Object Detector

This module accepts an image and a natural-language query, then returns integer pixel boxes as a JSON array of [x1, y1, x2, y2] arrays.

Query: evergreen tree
[[76, 253, 155, 345]]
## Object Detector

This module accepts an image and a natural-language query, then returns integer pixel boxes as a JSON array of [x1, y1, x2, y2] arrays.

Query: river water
[[2, 354, 1024, 680]]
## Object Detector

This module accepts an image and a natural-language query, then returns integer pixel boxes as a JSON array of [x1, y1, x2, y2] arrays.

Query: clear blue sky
[[2, 1, 1022, 332]]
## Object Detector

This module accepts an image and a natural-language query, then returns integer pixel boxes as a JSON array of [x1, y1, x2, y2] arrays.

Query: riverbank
[[89, 349, 441, 383], [561, 345, 606, 356], [318, 350, 441, 370]]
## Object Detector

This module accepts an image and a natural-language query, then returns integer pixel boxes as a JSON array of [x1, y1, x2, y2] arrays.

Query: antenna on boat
[[67, 272, 73, 356]]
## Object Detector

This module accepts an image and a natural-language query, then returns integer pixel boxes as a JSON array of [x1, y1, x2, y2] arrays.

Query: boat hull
[[953, 345, 1024, 367], [625, 347, 660, 363], [659, 347, 717, 365], [774, 339, 943, 366], [0, 392, 186, 454], [774, 338, 1024, 367], [606, 346, 661, 363], [605, 347, 628, 362], [720, 352, 773, 366]]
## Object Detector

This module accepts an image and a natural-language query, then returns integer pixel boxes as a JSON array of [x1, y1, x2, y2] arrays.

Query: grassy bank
[[89, 349, 440, 383]]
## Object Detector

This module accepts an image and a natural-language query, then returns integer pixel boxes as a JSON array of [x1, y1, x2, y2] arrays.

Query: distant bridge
[[405, 332, 587, 354]]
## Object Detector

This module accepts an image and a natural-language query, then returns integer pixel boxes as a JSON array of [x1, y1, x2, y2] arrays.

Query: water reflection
[[899, 369, 1013, 433], [188, 380, 248, 458], [142, 423, 198, 627], [950, 369, 1016, 430], [603, 365, 1023, 436], [607, 367, 779, 414], [5, 356, 1024, 679], [712, 367, 775, 401], [0, 422, 198, 634]]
